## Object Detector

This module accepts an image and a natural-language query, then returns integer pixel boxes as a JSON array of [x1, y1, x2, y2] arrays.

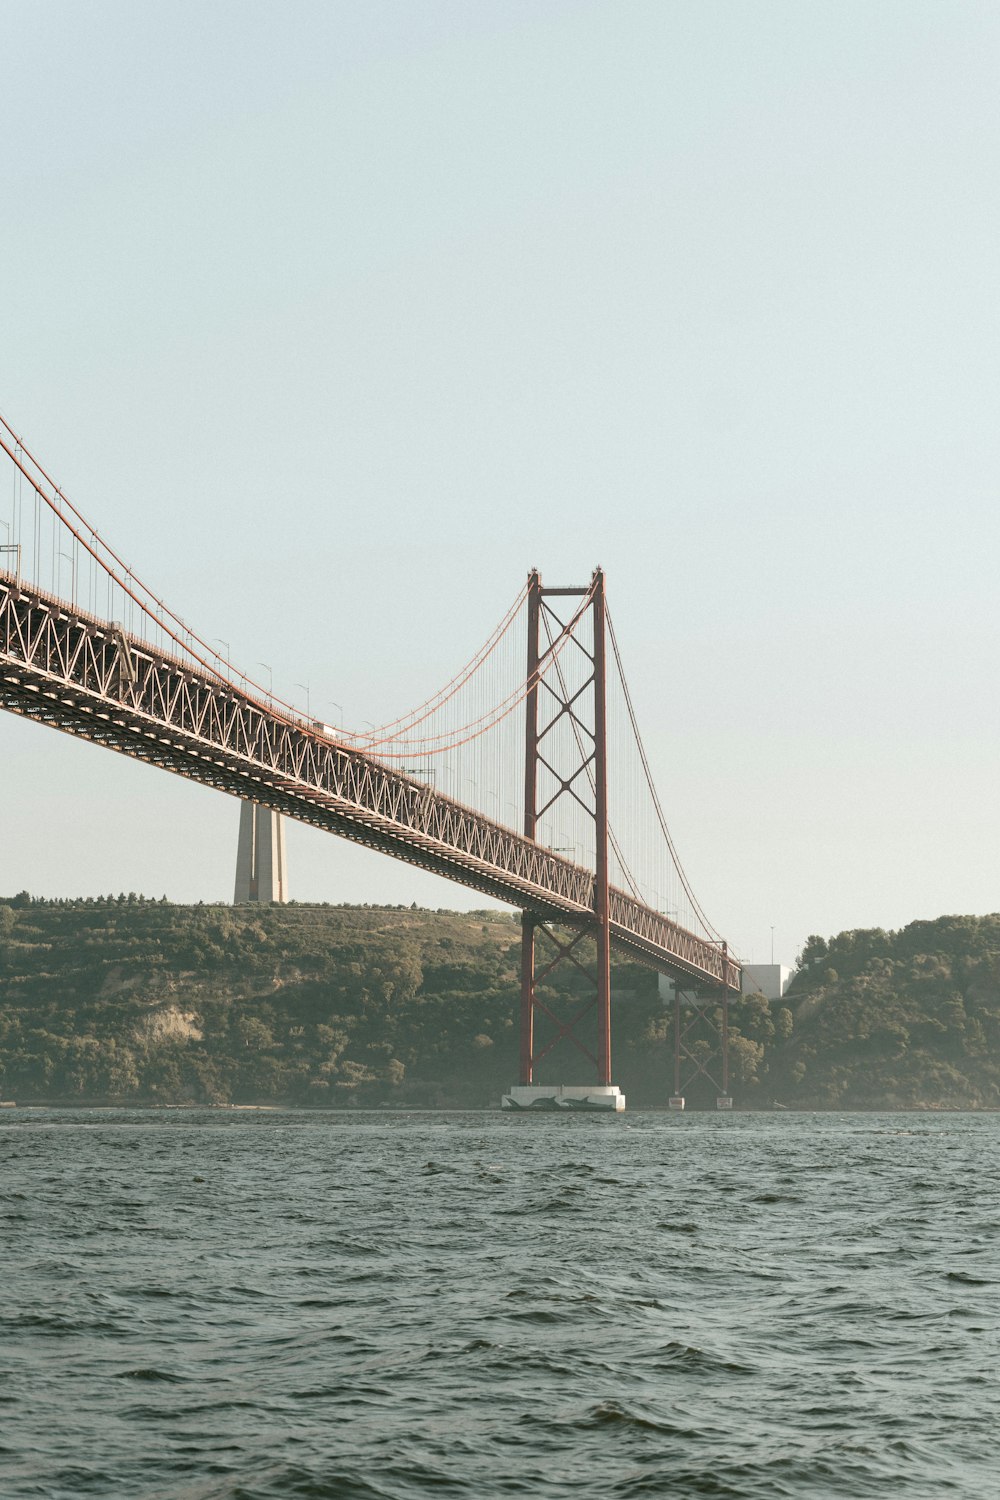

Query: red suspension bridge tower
[[503, 568, 624, 1112]]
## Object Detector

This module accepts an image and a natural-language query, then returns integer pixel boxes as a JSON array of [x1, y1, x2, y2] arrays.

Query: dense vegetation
[[771, 916, 1000, 1109], [1, 897, 998, 1108]]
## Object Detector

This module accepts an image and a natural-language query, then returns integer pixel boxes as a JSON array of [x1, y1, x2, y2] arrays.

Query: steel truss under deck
[[0, 574, 740, 992]]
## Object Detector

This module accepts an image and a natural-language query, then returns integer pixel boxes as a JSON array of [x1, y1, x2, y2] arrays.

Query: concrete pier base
[[716, 1095, 733, 1111], [668, 1096, 686, 1111], [501, 1084, 625, 1112]]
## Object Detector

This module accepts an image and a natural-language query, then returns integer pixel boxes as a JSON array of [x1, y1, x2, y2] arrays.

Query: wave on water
[[1, 1109, 998, 1499]]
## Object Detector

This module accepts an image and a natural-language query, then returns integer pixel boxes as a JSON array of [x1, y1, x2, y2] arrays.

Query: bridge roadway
[[0, 574, 739, 991]]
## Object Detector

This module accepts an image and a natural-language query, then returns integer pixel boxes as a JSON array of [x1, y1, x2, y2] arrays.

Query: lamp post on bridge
[[0, 536, 21, 587], [214, 639, 231, 683], [57, 547, 77, 605]]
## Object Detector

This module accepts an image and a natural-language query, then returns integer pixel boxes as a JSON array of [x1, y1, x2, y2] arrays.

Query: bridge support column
[[666, 954, 732, 1110], [519, 914, 535, 1085], [504, 567, 623, 1111], [234, 801, 287, 904]]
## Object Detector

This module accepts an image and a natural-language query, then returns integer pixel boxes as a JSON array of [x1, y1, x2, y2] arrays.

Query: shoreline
[[2, 1101, 997, 1114]]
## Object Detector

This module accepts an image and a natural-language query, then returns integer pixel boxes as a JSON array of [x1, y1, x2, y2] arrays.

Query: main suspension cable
[[606, 604, 723, 942], [363, 582, 598, 759], [339, 581, 528, 744]]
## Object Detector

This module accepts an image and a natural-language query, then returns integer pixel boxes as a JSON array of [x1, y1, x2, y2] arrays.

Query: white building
[[739, 964, 792, 1001], [657, 963, 793, 1004]]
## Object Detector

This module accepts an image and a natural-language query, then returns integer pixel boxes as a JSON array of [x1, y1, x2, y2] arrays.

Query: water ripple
[[1, 1109, 998, 1499]]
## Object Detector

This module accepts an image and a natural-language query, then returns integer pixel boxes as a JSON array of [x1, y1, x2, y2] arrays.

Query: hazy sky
[[2, 0, 998, 968]]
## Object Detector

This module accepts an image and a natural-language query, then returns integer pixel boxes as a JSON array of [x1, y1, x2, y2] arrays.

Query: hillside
[[766, 916, 1000, 1109], [1, 898, 999, 1108], [0, 896, 695, 1107]]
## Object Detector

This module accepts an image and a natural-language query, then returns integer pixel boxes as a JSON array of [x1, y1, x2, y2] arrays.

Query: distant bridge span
[[0, 573, 738, 993]]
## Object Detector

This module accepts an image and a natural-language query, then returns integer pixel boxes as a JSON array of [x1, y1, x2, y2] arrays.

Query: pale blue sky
[[2, 0, 998, 966]]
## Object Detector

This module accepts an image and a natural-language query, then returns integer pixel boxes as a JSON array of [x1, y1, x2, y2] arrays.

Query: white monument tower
[[234, 802, 288, 904]]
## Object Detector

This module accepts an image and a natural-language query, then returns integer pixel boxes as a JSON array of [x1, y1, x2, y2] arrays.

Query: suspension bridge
[[0, 413, 741, 1110]]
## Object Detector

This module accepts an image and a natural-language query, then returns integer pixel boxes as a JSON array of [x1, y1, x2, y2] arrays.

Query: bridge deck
[[0, 575, 739, 990]]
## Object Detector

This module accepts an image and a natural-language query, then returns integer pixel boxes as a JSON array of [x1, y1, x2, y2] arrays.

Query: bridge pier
[[502, 1084, 625, 1112], [662, 966, 732, 1109], [234, 801, 287, 904], [508, 569, 624, 1109]]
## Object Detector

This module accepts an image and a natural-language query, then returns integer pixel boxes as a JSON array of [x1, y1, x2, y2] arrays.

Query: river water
[[1, 1109, 996, 1499]]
